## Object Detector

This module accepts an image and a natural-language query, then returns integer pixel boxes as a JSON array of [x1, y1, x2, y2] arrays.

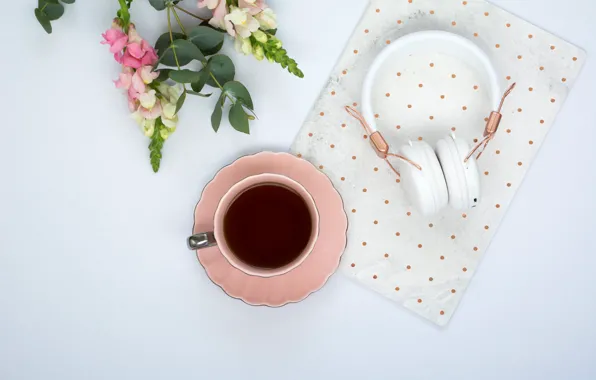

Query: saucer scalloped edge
[[191, 152, 348, 307]]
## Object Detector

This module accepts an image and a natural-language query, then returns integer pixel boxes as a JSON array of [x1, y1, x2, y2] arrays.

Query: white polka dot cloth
[[291, 0, 585, 326]]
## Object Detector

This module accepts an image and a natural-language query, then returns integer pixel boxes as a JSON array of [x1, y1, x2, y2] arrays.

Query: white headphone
[[360, 31, 506, 216]]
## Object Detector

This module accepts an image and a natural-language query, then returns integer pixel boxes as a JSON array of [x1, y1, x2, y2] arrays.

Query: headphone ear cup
[[436, 136, 481, 210], [398, 141, 448, 216]]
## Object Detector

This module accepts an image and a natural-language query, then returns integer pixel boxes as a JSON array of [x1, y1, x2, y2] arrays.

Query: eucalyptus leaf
[[35, 8, 52, 34], [159, 39, 206, 67], [229, 103, 250, 134], [38, 0, 64, 20], [175, 91, 186, 114], [156, 69, 172, 82], [186, 90, 212, 98], [188, 26, 225, 56], [148, 0, 167, 11], [169, 69, 202, 83], [155, 32, 185, 66], [211, 103, 223, 132], [223, 81, 253, 110], [191, 70, 209, 93], [205, 55, 235, 87]]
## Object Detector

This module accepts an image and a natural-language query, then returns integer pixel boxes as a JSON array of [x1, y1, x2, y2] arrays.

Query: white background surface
[[1, 0, 595, 379]]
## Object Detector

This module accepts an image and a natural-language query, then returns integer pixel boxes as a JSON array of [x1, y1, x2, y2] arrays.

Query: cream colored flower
[[234, 37, 253, 55], [161, 103, 179, 129], [225, 7, 260, 39], [252, 30, 268, 43], [255, 8, 277, 30], [160, 126, 176, 140], [139, 89, 157, 109], [253, 45, 265, 61], [141, 118, 156, 137]]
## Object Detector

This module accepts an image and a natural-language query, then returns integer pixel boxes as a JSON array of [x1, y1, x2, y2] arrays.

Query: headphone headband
[[362, 30, 502, 133]]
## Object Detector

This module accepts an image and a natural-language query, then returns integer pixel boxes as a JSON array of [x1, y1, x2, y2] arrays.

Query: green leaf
[[229, 103, 250, 134], [155, 32, 186, 66], [60, 0, 75, 3], [35, 8, 52, 34], [169, 69, 202, 83], [205, 55, 235, 87], [148, 0, 167, 11], [149, 119, 166, 173], [159, 39, 205, 67], [186, 90, 212, 97], [154, 32, 185, 57], [38, 0, 64, 20], [156, 69, 172, 82], [191, 70, 209, 93], [211, 102, 223, 132], [188, 26, 225, 56], [175, 91, 186, 114], [223, 81, 253, 110]]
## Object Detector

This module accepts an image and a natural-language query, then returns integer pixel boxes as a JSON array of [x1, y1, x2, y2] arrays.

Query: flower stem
[[167, 7, 186, 96], [173, 5, 208, 21], [168, 6, 232, 105], [166, 7, 181, 69], [171, 7, 187, 36], [206, 70, 235, 105]]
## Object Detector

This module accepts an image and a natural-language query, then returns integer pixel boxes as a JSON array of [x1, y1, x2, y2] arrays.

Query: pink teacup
[[188, 173, 320, 278]]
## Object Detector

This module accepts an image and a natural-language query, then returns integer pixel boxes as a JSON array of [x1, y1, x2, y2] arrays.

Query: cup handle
[[187, 232, 217, 250]]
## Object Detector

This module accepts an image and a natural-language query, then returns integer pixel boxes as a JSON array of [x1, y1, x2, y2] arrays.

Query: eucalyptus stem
[[167, 6, 187, 97], [166, 7, 181, 69], [168, 5, 233, 105], [171, 7, 187, 36], [208, 70, 236, 105], [173, 4, 207, 21]]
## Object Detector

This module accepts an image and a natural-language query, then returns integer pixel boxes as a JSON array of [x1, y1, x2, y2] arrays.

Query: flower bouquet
[[34, 0, 303, 172]]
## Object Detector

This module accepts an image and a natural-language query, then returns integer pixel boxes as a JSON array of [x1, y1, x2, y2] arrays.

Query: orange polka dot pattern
[[290, 0, 585, 326]]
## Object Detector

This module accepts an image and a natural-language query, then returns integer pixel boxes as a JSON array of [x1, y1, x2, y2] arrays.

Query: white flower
[[253, 45, 264, 61], [139, 89, 157, 109], [234, 37, 253, 55], [141, 118, 156, 137], [160, 126, 176, 140], [255, 8, 277, 30], [158, 83, 181, 104], [162, 103, 179, 129], [252, 29, 268, 43], [167, 85, 182, 103], [131, 110, 156, 137], [162, 103, 176, 120], [131, 109, 144, 125], [225, 7, 260, 38]]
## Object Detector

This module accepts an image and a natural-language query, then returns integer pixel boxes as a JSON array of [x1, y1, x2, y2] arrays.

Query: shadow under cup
[[211, 174, 319, 278]]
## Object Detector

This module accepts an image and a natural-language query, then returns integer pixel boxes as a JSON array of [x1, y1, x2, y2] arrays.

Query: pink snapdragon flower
[[239, 0, 268, 15], [121, 25, 158, 69], [101, 24, 128, 63], [114, 66, 159, 112]]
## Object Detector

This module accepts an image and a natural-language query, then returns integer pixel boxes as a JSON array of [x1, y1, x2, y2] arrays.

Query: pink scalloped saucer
[[192, 152, 348, 307]]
